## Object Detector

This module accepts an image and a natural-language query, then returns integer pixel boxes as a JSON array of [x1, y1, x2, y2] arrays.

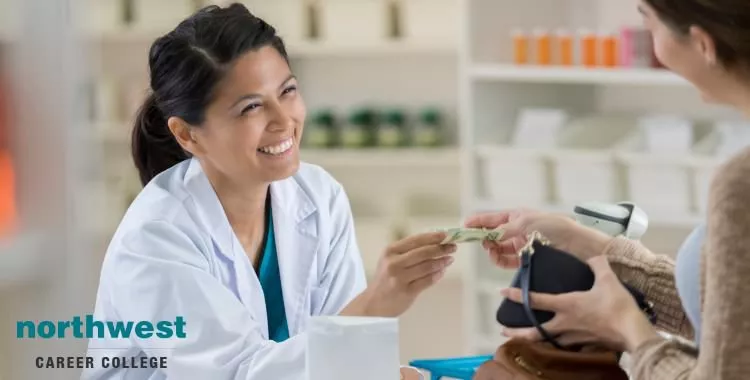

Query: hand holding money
[[437, 227, 505, 244]]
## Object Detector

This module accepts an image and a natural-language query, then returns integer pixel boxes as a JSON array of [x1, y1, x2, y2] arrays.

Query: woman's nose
[[268, 105, 294, 132]]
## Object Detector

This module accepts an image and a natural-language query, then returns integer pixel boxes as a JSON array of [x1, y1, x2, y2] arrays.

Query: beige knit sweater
[[603, 147, 750, 379]]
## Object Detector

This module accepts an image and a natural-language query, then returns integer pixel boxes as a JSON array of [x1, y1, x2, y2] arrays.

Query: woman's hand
[[464, 209, 612, 269], [500, 255, 660, 352], [363, 231, 457, 317]]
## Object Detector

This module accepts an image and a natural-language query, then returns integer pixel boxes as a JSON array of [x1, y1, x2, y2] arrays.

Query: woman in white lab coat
[[82, 4, 457, 380]]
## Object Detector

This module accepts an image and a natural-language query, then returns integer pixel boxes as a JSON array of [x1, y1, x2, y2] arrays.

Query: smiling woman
[[83, 3, 457, 380]]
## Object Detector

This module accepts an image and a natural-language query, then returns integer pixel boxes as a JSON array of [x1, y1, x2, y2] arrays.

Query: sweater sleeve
[[602, 237, 694, 339], [628, 147, 750, 380]]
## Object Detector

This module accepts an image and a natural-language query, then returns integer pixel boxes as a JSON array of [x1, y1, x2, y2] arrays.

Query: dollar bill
[[438, 227, 505, 244]]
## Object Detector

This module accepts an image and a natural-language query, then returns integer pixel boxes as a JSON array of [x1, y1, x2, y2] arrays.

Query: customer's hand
[[499, 255, 659, 352], [364, 231, 457, 317], [464, 209, 611, 269]]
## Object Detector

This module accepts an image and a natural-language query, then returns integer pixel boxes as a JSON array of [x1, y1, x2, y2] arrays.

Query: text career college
[[36, 356, 168, 370], [17, 315, 184, 370]]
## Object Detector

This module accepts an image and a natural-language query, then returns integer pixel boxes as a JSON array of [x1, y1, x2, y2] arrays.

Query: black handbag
[[495, 231, 657, 350]]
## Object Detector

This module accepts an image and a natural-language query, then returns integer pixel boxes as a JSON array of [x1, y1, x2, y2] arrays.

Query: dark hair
[[132, 3, 289, 186], [645, 0, 750, 68]]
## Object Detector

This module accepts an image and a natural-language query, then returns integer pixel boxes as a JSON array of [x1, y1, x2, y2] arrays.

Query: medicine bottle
[[512, 30, 528, 65]]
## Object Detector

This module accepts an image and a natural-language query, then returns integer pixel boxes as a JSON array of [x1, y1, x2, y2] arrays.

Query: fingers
[[484, 236, 527, 255], [491, 252, 520, 269], [483, 236, 525, 269], [408, 265, 447, 293], [500, 287, 567, 312], [555, 332, 597, 347], [587, 255, 614, 276], [387, 231, 447, 255], [502, 326, 542, 341], [401, 256, 454, 282], [502, 316, 564, 341], [397, 243, 457, 267], [463, 212, 511, 228]]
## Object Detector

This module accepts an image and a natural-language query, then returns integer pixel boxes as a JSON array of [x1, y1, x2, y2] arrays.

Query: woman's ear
[[167, 116, 203, 156], [689, 25, 718, 67]]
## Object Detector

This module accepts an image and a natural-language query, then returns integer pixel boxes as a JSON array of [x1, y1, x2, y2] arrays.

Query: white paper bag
[[306, 316, 400, 380]]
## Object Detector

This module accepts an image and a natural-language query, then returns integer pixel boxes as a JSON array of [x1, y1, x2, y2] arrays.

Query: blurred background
[[0, 0, 747, 379]]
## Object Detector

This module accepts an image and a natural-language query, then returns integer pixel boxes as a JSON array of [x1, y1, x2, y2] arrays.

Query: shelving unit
[[88, 29, 457, 57], [302, 147, 459, 168], [458, 0, 738, 355], [470, 64, 688, 86], [77, 0, 463, 246]]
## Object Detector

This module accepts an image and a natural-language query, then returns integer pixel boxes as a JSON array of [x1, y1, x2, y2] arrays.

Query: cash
[[438, 227, 505, 244]]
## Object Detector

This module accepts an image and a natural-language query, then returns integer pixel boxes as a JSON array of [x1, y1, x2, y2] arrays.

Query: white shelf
[[301, 147, 460, 168], [287, 40, 456, 57], [470, 64, 689, 86], [85, 28, 456, 57]]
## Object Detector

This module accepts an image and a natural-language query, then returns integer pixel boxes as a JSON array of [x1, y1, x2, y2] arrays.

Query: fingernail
[[446, 256, 455, 264], [444, 244, 457, 252], [499, 288, 509, 296]]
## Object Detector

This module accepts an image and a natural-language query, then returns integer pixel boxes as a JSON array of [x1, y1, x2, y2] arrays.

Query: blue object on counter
[[409, 355, 493, 380]]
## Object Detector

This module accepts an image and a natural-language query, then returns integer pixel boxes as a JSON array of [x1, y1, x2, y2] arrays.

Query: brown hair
[[644, 0, 750, 67]]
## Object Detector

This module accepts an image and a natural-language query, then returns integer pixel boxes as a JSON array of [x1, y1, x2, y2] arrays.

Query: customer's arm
[[601, 236, 693, 339], [628, 149, 750, 380]]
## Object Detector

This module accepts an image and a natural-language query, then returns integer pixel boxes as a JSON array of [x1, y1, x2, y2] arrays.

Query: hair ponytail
[[131, 93, 190, 186]]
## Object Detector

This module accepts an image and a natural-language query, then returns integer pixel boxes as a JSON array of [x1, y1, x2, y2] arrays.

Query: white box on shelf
[[552, 116, 635, 207], [400, 0, 459, 45], [512, 108, 568, 149], [134, 0, 195, 32], [639, 114, 694, 154], [554, 152, 617, 206], [240, 0, 307, 42], [477, 145, 548, 206], [616, 132, 693, 217], [318, 0, 390, 45]]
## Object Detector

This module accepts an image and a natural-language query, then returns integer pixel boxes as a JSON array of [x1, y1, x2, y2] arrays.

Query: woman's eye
[[241, 103, 261, 114], [282, 85, 297, 96]]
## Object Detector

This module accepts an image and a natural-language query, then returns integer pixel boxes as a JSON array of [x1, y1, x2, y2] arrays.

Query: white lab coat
[[81, 157, 367, 380]]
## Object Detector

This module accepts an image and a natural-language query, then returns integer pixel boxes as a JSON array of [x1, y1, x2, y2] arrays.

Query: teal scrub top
[[257, 204, 290, 342]]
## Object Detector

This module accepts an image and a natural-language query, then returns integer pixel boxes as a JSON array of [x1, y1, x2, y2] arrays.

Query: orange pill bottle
[[557, 29, 573, 66], [534, 29, 552, 65], [601, 32, 619, 67], [580, 29, 597, 67], [512, 30, 529, 65]]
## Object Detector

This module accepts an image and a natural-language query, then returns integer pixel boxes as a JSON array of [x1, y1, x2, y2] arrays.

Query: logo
[[17, 315, 187, 339], [17, 315, 186, 370]]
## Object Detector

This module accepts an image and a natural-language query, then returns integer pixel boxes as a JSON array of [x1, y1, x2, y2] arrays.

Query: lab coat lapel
[[182, 158, 267, 332], [270, 178, 317, 336], [182, 158, 235, 261]]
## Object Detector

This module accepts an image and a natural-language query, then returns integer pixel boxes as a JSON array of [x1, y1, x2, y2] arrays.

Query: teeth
[[258, 138, 294, 155]]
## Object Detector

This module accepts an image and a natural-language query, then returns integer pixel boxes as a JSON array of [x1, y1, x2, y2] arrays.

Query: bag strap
[[519, 243, 565, 350]]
